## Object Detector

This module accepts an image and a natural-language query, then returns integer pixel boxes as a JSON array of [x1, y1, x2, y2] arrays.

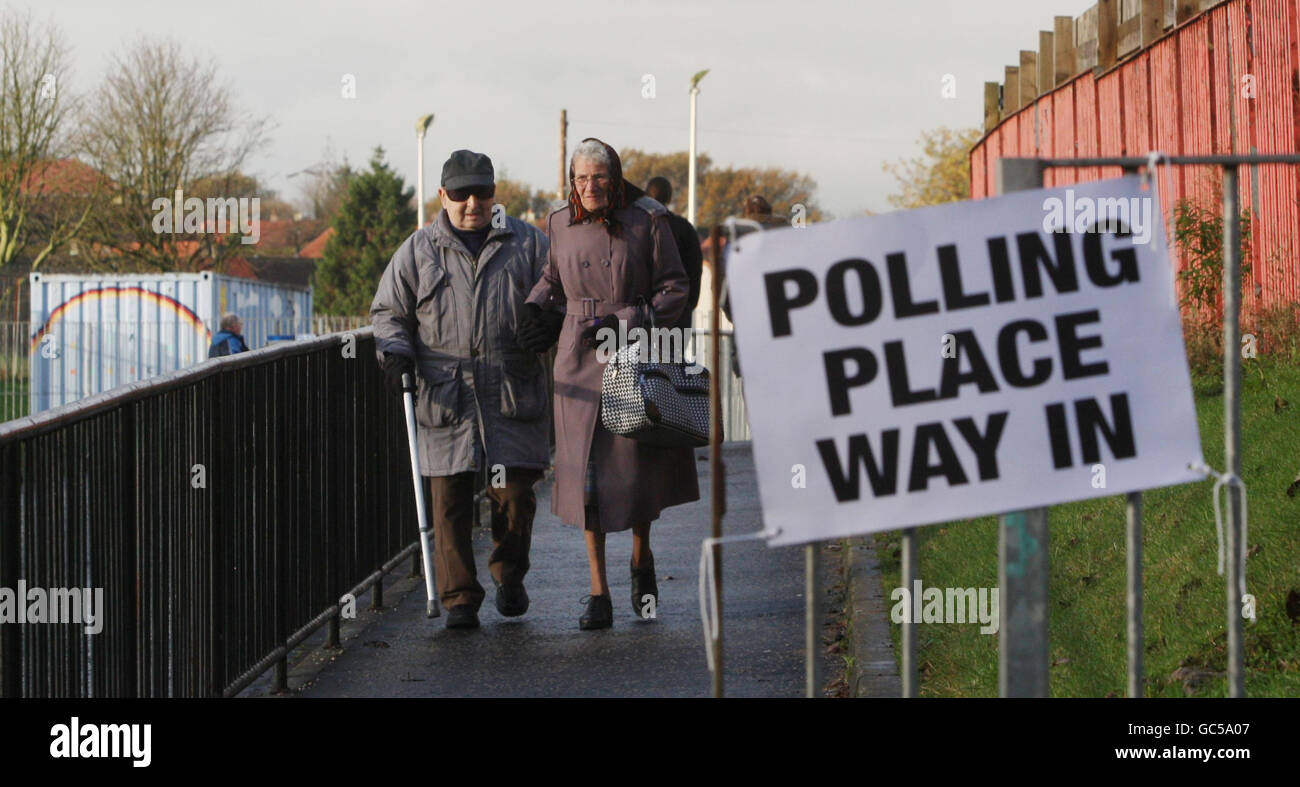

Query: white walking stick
[[402, 372, 441, 618]]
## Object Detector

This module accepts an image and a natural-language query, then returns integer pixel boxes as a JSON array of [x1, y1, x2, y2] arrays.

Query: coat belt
[[566, 298, 640, 318]]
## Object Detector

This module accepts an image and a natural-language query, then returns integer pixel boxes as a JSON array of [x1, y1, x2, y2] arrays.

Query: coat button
[[582, 260, 590, 268], [601, 259, 610, 267]]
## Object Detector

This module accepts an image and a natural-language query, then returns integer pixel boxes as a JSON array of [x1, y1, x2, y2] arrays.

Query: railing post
[[0, 445, 20, 698], [900, 527, 919, 697], [1120, 163, 1146, 700], [804, 544, 820, 698], [272, 657, 287, 694], [1126, 492, 1144, 697], [1222, 165, 1246, 698], [709, 225, 725, 699], [996, 158, 1051, 698]]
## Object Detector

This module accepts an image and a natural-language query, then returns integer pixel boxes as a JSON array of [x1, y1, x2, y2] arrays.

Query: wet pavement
[[289, 443, 817, 698]]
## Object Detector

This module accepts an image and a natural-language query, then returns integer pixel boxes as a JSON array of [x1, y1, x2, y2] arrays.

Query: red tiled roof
[[17, 159, 110, 196], [299, 227, 334, 259]]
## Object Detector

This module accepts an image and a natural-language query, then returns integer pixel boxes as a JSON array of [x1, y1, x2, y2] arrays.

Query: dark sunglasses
[[444, 184, 495, 202]]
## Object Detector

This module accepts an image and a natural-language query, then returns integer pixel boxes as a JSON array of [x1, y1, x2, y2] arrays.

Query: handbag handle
[[609, 296, 653, 370], [636, 294, 655, 331]]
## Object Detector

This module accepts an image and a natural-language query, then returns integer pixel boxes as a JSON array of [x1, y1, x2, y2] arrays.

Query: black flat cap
[[441, 149, 494, 189]]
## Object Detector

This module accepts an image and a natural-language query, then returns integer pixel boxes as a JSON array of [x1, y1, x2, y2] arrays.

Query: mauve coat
[[526, 196, 700, 531]]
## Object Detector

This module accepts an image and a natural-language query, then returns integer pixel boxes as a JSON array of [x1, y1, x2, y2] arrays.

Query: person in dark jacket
[[208, 313, 250, 357], [644, 176, 703, 331], [712, 195, 790, 379], [372, 149, 555, 631]]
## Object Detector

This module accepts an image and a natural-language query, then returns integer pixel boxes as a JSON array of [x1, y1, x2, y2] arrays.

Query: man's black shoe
[[445, 605, 479, 629], [494, 580, 529, 617]]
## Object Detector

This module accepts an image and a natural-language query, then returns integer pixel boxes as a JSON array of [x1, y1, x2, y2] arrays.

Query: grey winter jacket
[[370, 209, 551, 476]]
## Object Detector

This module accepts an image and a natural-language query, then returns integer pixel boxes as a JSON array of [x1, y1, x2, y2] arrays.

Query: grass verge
[[873, 354, 1300, 697]]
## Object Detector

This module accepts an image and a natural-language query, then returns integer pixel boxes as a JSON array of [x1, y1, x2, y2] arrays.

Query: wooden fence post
[[1038, 31, 1054, 97], [1099, 0, 1119, 70], [1019, 50, 1038, 107], [1141, 0, 1164, 46], [985, 82, 1001, 131], [1055, 16, 1076, 85]]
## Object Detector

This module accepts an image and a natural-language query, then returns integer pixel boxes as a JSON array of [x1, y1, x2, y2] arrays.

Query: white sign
[[729, 176, 1204, 547]]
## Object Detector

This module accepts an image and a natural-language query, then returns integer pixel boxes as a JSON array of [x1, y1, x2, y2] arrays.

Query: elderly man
[[208, 313, 249, 357], [370, 149, 561, 630]]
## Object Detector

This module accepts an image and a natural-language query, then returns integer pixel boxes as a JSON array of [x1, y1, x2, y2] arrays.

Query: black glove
[[578, 314, 620, 349], [518, 303, 564, 353], [382, 353, 416, 396]]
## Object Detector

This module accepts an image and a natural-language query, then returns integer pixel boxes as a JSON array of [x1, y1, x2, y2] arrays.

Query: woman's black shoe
[[579, 594, 613, 630], [630, 559, 658, 619]]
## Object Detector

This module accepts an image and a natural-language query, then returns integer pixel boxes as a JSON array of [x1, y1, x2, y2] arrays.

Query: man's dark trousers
[[428, 467, 543, 610]]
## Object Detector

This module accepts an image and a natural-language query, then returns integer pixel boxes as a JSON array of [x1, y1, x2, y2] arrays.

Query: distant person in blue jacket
[[208, 313, 250, 358]]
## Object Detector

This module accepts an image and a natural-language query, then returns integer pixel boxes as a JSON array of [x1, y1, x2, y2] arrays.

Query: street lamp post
[[416, 114, 434, 228], [687, 70, 709, 226]]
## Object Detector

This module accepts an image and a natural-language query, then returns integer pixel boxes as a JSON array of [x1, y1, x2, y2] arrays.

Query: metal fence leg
[[900, 527, 918, 697], [996, 158, 1051, 699], [1222, 165, 1246, 698], [999, 509, 1050, 697], [1126, 492, 1143, 697], [805, 544, 820, 697], [272, 656, 287, 693]]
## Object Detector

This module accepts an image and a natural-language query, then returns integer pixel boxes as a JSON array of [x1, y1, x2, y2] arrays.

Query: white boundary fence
[[2, 313, 750, 440]]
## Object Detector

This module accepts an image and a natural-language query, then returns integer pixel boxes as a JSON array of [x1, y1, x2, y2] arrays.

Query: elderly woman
[[518, 138, 699, 630]]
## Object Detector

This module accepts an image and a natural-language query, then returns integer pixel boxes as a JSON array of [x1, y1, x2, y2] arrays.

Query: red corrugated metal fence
[[970, 0, 1300, 310]]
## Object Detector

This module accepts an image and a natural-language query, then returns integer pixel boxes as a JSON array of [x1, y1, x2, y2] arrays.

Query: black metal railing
[[0, 327, 418, 697]]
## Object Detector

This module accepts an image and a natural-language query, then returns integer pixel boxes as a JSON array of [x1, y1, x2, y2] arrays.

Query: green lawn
[[872, 355, 1300, 697], [0, 373, 29, 422]]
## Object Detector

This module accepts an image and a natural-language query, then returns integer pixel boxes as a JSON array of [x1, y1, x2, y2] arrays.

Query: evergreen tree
[[314, 146, 416, 314]]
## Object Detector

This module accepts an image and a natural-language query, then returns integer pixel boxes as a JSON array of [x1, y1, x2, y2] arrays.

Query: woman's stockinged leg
[[585, 529, 609, 595], [631, 523, 652, 569]]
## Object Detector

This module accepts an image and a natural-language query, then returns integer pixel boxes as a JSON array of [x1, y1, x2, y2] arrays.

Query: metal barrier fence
[[916, 153, 1285, 699], [687, 315, 748, 442], [1, 321, 26, 423], [0, 316, 371, 424], [0, 328, 418, 697], [3, 313, 750, 439], [311, 315, 370, 335]]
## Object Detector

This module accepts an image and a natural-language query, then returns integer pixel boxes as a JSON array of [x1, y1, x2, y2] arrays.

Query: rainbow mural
[[29, 286, 211, 354]]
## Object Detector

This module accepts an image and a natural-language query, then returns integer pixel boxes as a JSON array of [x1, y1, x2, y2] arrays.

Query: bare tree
[[0, 9, 99, 271], [79, 37, 271, 271], [294, 144, 355, 223]]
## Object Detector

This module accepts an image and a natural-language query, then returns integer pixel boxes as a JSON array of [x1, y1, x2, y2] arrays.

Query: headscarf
[[567, 137, 646, 237]]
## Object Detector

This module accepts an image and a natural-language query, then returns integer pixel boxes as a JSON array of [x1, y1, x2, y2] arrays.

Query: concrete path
[[277, 443, 842, 698]]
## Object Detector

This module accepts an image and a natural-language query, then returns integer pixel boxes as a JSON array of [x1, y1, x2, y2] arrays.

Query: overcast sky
[[41, 0, 1088, 220]]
